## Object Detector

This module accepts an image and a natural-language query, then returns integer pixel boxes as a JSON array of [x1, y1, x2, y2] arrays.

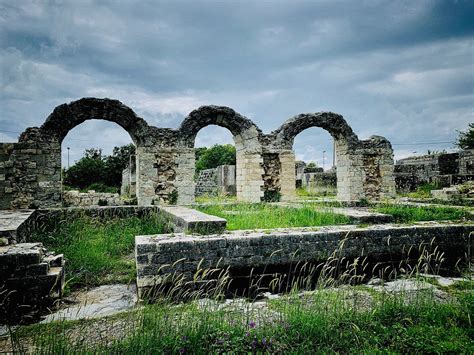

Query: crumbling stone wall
[[264, 113, 395, 201], [395, 150, 474, 192], [121, 158, 136, 197], [195, 165, 236, 197], [301, 169, 337, 194], [0, 242, 65, 323], [0, 98, 395, 209], [195, 168, 218, 196], [63, 190, 123, 207]]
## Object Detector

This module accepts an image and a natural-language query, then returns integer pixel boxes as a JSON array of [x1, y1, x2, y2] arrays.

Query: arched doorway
[[18, 98, 152, 207], [177, 105, 264, 203], [270, 112, 363, 201]]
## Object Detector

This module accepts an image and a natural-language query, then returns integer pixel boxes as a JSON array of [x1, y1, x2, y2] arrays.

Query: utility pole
[[67, 147, 70, 169], [322, 150, 326, 171]]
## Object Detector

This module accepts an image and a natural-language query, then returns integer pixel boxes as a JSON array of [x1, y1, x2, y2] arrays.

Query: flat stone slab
[[331, 207, 393, 223], [0, 210, 35, 243], [159, 206, 226, 234], [42, 284, 138, 323]]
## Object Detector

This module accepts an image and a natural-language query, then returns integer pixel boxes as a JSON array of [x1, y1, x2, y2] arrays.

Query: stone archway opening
[[268, 112, 362, 202], [292, 127, 338, 199], [60, 119, 137, 207], [176, 105, 264, 204], [193, 125, 237, 201]]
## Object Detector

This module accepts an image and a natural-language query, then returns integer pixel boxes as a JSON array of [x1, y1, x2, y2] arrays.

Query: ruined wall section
[[269, 113, 395, 201], [359, 136, 396, 200], [179, 106, 264, 204], [0, 128, 62, 210]]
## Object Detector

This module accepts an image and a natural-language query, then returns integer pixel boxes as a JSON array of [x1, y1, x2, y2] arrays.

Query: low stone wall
[[135, 223, 473, 296], [0, 243, 65, 323], [195, 165, 236, 197], [63, 190, 123, 207], [300, 170, 337, 193]]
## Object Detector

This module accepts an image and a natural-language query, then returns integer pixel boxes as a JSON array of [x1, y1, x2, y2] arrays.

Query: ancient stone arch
[[175, 106, 264, 204], [262, 112, 395, 201], [0, 98, 395, 210], [39, 98, 152, 145]]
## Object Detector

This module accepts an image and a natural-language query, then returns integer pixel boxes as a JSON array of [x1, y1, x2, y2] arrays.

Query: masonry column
[[175, 148, 196, 205], [279, 150, 297, 201], [136, 146, 157, 206], [234, 128, 264, 203]]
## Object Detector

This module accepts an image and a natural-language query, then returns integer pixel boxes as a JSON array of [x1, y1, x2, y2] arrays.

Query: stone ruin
[[395, 150, 474, 192], [195, 165, 236, 197], [0, 98, 396, 210]]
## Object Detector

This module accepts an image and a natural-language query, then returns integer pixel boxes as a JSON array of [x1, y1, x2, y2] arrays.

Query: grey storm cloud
[[0, 0, 473, 165]]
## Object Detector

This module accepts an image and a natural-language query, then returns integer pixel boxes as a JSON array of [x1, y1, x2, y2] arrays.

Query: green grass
[[373, 204, 473, 223], [10, 285, 473, 353], [405, 183, 440, 199], [196, 203, 351, 230], [31, 214, 169, 289], [296, 187, 336, 199], [195, 194, 237, 204]]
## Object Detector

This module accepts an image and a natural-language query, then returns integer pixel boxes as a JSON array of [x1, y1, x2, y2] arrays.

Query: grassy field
[[8, 280, 473, 353], [196, 203, 351, 230], [373, 204, 473, 223], [31, 214, 169, 289]]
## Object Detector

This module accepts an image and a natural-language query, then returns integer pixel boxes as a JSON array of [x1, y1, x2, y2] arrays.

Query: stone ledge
[[159, 206, 226, 234]]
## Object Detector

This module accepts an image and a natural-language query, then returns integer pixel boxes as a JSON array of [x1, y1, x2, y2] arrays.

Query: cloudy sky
[[1, 0, 473, 168]]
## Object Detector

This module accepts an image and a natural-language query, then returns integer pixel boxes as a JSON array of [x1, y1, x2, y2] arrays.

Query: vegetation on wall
[[63, 144, 135, 191]]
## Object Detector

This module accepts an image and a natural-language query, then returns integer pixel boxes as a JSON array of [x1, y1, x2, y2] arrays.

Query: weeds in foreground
[[30, 213, 169, 289], [8, 232, 472, 353]]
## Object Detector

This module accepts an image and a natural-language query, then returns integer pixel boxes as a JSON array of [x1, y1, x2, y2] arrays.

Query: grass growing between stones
[[196, 203, 351, 230], [31, 214, 169, 289], [373, 204, 473, 223], [7, 282, 473, 353]]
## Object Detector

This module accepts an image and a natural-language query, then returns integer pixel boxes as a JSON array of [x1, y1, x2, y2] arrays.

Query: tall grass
[[31, 214, 169, 289], [8, 234, 473, 353], [374, 204, 472, 223], [196, 203, 351, 230]]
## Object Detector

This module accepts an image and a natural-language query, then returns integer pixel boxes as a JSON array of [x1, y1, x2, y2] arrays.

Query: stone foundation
[[135, 223, 473, 296]]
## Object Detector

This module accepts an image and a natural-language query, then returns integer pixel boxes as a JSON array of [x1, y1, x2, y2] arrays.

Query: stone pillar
[[236, 151, 264, 202], [279, 150, 297, 201], [136, 146, 158, 206], [175, 148, 195, 205]]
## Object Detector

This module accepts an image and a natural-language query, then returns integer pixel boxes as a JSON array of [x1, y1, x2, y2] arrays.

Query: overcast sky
[[1, 0, 473, 168]]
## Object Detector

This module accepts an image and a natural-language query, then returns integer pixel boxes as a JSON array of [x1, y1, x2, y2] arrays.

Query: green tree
[[103, 144, 136, 187], [455, 123, 474, 150], [305, 161, 321, 173], [63, 144, 135, 191], [63, 151, 106, 189], [195, 144, 236, 173]]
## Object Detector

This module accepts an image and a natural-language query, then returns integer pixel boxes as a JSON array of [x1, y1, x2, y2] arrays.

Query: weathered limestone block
[[0, 242, 65, 323]]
